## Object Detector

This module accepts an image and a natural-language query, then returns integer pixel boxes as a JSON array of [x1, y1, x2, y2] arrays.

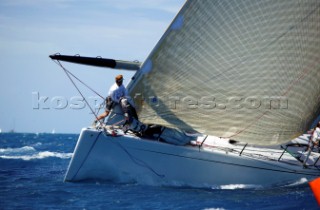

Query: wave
[[0, 146, 72, 161], [211, 184, 262, 190], [202, 208, 226, 210], [0, 146, 36, 153], [284, 178, 308, 187], [113, 174, 264, 190]]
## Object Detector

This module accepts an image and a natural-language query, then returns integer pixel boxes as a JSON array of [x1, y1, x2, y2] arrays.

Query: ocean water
[[0, 133, 318, 210]]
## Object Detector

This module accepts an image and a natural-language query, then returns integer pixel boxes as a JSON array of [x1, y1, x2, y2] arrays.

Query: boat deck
[[122, 128, 320, 170], [188, 134, 320, 169]]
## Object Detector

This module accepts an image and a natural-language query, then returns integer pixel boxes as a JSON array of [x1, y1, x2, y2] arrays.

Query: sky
[[0, 0, 185, 133]]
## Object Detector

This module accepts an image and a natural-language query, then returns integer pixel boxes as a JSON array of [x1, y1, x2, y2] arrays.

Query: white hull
[[65, 128, 320, 187]]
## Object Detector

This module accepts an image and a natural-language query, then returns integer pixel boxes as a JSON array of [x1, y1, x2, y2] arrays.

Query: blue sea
[[0, 133, 318, 210]]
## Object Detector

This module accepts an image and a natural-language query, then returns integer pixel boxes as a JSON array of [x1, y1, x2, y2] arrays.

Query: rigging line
[[70, 131, 103, 181], [53, 60, 104, 100], [112, 119, 125, 126], [55, 60, 100, 120], [54, 60, 105, 117], [95, 102, 105, 117], [64, 68, 104, 100], [102, 131, 165, 178]]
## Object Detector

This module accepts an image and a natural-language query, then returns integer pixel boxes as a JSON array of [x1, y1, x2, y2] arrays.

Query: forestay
[[127, 0, 320, 145]]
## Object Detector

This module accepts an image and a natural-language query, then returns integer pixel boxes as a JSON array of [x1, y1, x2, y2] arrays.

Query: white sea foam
[[0, 151, 73, 160], [285, 178, 308, 187], [0, 146, 72, 160], [212, 184, 262, 190], [0, 146, 36, 153], [32, 142, 42, 147], [202, 208, 226, 210]]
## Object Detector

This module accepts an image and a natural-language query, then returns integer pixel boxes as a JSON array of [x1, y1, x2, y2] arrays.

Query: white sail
[[127, 0, 320, 145]]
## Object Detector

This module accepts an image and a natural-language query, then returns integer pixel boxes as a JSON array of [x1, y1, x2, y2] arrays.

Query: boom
[[49, 54, 141, 71]]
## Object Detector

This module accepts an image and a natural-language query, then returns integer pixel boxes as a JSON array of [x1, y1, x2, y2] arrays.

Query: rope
[[53, 60, 101, 120], [70, 131, 103, 180], [95, 101, 106, 117], [53, 60, 104, 100], [102, 131, 165, 178], [112, 119, 126, 126]]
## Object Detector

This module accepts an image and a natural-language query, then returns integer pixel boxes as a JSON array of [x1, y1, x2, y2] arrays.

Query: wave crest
[[211, 184, 262, 190], [0, 146, 72, 160], [0, 146, 36, 153]]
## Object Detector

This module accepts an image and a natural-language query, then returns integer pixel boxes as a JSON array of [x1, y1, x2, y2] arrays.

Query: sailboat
[[50, 0, 320, 187]]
